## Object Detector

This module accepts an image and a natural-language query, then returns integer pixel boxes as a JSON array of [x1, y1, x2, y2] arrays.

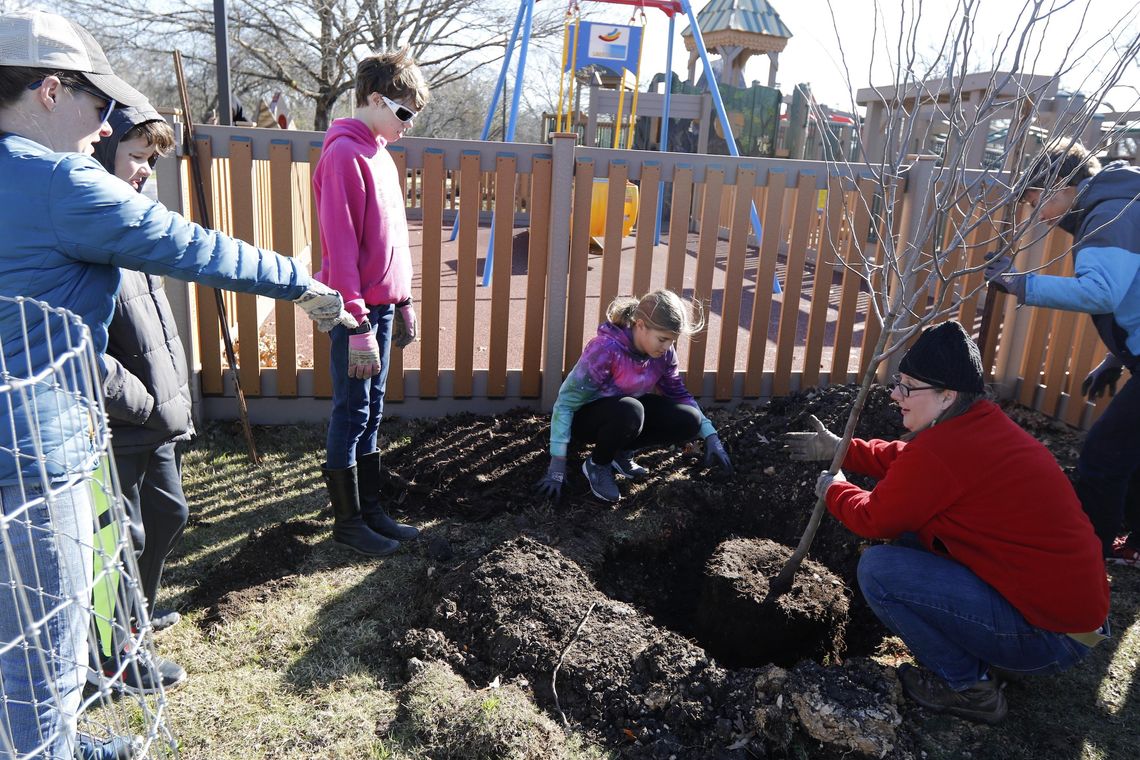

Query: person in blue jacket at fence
[[985, 143, 1140, 567], [535, 289, 733, 504], [0, 11, 353, 760]]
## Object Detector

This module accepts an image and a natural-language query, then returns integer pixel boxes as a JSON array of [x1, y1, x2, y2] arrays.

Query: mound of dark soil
[[424, 535, 761, 757], [696, 538, 849, 668]]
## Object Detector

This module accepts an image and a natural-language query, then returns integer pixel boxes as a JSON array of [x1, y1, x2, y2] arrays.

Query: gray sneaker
[[897, 663, 1007, 724], [582, 457, 621, 502], [611, 451, 649, 479]]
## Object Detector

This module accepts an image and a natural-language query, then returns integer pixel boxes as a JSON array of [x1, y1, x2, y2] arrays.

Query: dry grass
[[150, 419, 1139, 759], [152, 421, 611, 759]]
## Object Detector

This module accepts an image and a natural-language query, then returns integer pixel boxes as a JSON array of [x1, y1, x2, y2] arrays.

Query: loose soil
[[185, 385, 1121, 758]]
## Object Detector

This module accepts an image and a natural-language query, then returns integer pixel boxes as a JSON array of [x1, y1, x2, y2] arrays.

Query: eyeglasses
[[380, 95, 417, 123], [890, 374, 938, 399], [28, 77, 117, 125]]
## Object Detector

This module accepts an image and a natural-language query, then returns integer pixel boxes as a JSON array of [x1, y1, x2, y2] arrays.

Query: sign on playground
[[566, 22, 643, 76]]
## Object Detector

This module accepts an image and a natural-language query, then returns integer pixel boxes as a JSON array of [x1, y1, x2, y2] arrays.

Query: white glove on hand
[[295, 282, 357, 332], [394, 303, 418, 349], [815, 469, 846, 500], [785, 414, 841, 461]]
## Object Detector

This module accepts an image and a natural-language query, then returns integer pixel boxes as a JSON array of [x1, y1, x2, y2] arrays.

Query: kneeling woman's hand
[[535, 456, 568, 500], [703, 434, 733, 475], [815, 469, 846, 499]]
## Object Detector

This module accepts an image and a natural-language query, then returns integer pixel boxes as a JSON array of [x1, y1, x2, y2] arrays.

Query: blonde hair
[[606, 290, 705, 336]]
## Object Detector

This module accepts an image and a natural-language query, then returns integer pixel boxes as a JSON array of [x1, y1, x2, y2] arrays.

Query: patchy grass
[[150, 417, 1140, 759], [156, 420, 610, 759]]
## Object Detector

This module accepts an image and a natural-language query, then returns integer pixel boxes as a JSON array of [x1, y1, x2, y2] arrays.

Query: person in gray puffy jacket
[[91, 104, 191, 696]]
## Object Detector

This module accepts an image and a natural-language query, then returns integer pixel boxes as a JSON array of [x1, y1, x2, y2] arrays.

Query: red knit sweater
[[827, 400, 1109, 633]]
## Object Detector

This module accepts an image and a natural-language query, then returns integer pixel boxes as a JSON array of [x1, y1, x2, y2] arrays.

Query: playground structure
[[467, 0, 776, 282]]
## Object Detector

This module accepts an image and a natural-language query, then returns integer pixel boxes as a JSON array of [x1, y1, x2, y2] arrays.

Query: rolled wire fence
[[0, 296, 177, 759]]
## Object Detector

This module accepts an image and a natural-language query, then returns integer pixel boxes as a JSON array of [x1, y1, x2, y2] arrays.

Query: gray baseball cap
[[0, 10, 147, 107]]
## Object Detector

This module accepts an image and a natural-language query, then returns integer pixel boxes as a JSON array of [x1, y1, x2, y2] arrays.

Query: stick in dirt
[[552, 601, 596, 728]]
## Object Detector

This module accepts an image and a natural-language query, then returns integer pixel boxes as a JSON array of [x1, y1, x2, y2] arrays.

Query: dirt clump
[[398, 658, 576, 760], [696, 538, 849, 668], [430, 535, 761, 757]]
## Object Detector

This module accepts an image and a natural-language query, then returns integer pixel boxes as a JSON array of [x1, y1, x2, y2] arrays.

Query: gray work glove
[[1082, 353, 1125, 399], [983, 254, 1027, 303], [815, 469, 846, 500], [535, 456, 567, 500], [295, 282, 357, 332], [703, 433, 733, 475], [394, 302, 418, 349], [785, 414, 841, 461]]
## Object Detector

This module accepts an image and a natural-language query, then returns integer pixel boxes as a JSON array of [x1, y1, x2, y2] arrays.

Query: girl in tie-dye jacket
[[535, 290, 734, 503]]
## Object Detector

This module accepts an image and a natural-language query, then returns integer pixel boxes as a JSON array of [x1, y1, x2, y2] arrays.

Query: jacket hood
[[598, 321, 637, 353], [1060, 161, 1140, 235], [91, 103, 165, 190], [324, 118, 385, 153]]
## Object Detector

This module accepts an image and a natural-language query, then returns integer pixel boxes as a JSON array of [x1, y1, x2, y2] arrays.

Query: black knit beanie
[[898, 321, 985, 393]]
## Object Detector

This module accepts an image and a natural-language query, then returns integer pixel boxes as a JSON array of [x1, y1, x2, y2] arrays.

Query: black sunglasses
[[28, 76, 117, 125]]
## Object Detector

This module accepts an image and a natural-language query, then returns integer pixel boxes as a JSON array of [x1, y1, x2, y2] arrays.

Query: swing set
[[465, 0, 773, 293]]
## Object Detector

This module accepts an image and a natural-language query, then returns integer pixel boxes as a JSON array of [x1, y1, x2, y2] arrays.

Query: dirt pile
[[416, 536, 758, 757], [696, 538, 849, 667]]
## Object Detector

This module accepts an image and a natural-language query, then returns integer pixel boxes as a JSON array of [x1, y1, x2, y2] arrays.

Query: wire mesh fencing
[[0, 295, 177, 759]]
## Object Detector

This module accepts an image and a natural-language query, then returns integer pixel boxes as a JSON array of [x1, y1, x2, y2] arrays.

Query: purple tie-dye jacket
[[549, 322, 716, 457]]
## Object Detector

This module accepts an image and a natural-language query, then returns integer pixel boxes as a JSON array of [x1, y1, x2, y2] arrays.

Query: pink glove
[[348, 332, 381, 379], [394, 303, 418, 349]]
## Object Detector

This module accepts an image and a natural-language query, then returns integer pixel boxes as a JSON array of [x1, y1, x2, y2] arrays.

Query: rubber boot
[[357, 452, 421, 541], [322, 464, 400, 556]]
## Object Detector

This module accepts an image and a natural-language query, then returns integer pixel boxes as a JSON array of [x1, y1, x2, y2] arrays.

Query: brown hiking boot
[[897, 663, 1008, 724]]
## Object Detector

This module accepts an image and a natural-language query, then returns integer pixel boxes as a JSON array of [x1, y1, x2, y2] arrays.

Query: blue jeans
[[326, 304, 393, 469], [1075, 371, 1140, 555], [0, 482, 93, 759], [857, 543, 1091, 690]]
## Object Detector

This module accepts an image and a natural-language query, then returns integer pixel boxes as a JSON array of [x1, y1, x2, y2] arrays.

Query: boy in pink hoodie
[[312, 49, 428, 556]]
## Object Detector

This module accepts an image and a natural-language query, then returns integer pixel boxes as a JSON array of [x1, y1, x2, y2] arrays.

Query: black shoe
[[75, 734, 142, 760], [898, 663, 1007, 724], [582, 456, 621, 502], [90, 651, 188, 695], [333, 518, 401, 556], [323, 463, 401, 557], [362, 504, 420, 542]]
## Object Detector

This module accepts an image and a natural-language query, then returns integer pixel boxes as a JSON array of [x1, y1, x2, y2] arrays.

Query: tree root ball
[[696, 538, 850, 667]]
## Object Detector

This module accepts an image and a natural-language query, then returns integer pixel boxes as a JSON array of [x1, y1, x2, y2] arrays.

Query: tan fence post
[[542, 134, 578, 410]]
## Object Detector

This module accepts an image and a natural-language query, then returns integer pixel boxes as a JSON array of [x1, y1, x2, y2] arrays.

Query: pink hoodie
[[312, 118, 412, 323]]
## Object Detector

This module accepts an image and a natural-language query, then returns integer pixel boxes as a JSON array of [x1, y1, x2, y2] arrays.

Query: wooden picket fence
[[154, 124, 1111, 430]]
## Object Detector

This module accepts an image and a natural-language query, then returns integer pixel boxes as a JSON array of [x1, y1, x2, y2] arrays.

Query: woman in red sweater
[[788, 321, 1109, 724]]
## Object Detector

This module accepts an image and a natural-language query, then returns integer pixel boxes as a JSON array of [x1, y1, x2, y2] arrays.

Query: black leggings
[[570, 394, 702, 465]]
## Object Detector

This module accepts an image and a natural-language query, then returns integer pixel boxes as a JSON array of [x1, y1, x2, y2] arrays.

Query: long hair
[[605, 289, 704, 335]]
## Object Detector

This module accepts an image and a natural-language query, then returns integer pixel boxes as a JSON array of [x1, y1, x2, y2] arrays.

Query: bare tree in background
[[771, 0, 1140, 596], [56, 0, 565, 130]]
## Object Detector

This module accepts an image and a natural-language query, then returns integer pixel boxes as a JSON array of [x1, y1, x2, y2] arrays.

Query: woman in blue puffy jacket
[[0, 11, 352, 760]]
